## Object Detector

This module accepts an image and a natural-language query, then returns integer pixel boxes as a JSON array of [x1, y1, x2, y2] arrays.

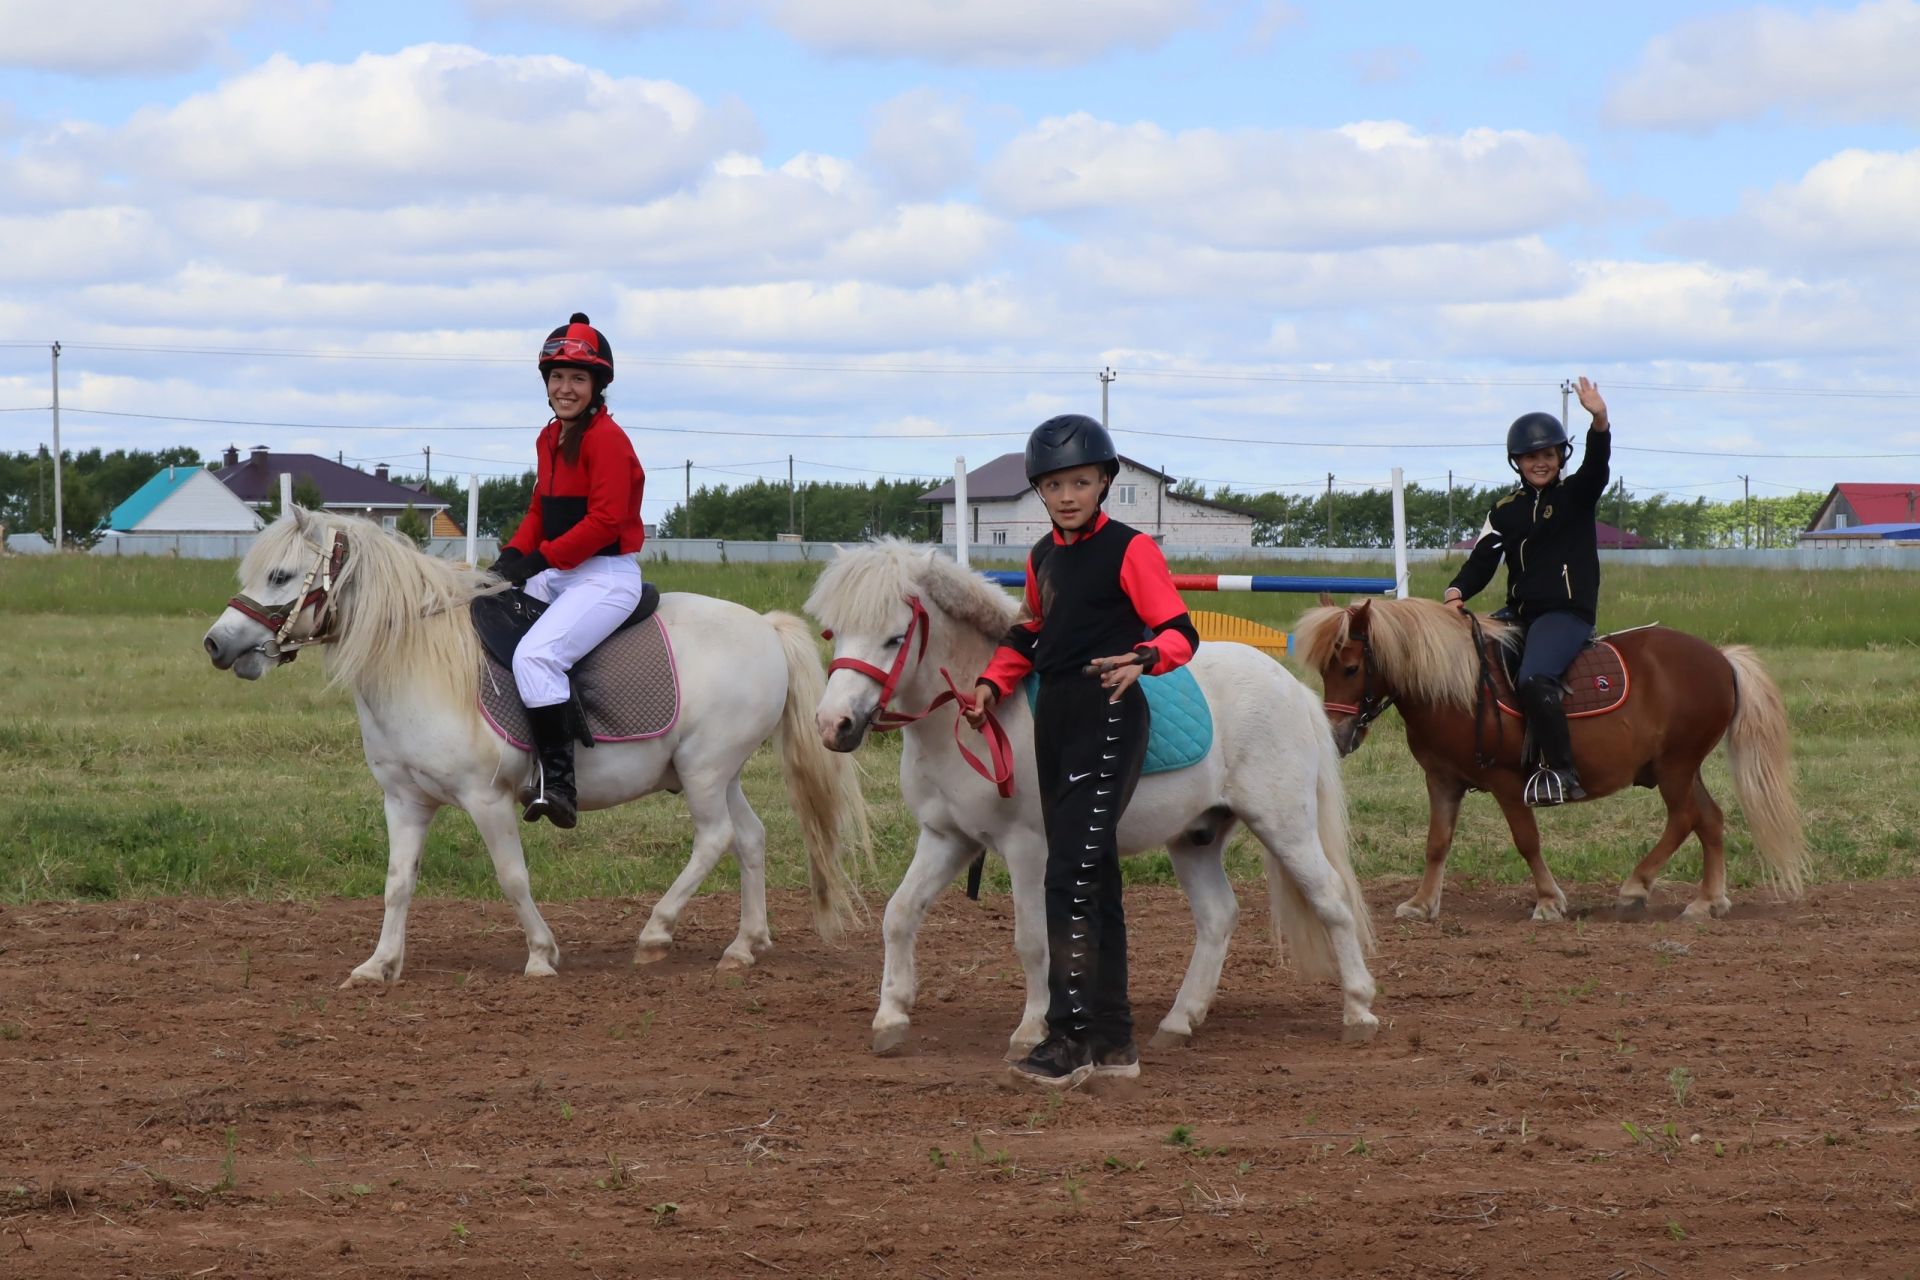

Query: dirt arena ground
[[3, 880, 1918, 1279]]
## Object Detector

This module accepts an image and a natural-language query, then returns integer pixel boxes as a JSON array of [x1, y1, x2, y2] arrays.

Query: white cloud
[[1062, 236, 1570, 309], [465, 0, 686, 28], [763, 0, 1207, 65], [107, 44, 756, 206], [984, 115, 1591, 251], [865, 89, 975, 197], [1674, 148, 1920, 264], [1433, 261, 1888, 361], [0, 0, 262, 74], [0, 207, 175, 285], [1607, 0, 1920, 129], [613, 280, 1044, 349]]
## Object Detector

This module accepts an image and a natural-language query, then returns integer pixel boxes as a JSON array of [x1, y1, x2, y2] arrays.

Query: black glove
[[496, 549, 548, 587]]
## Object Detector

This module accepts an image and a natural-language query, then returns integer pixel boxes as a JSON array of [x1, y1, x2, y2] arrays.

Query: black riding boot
[[1517, 675, 1586, 807], [522, 703, 579, 829]]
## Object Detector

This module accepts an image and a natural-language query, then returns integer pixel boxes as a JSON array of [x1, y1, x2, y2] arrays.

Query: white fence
[[11, 530, 1920, 572]]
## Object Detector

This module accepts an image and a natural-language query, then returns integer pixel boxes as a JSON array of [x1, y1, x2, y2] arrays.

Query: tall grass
[[1, 552, 1916, 903]]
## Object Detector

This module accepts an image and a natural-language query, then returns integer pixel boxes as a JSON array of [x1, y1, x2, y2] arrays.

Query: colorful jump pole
[[979, 570, 1396, 594]]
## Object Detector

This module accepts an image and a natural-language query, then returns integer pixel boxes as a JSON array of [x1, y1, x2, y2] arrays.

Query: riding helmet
[[1505, 411, 1572, 474], [1024, 414, 1120, 483], [538, 313, 615, 390]]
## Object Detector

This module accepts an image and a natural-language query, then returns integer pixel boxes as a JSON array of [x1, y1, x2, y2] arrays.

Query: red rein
[[826, 595, 1016, 799]]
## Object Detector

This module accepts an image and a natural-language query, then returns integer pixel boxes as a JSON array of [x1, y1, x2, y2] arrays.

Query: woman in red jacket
[[493, 313, 647, 828]]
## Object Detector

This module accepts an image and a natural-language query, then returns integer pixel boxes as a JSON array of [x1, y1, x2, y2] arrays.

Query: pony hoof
[[872, 1024, 910, 1056], [523, 960, 558, 979], [1616, 895, 1650, 917], [714, 952, 753, 975], [1148, 1027, 1191, 1051], [1394, 901, 1436, 922], [1681, 898, 1731, 922], [342, 962, 396, 987], [1343, 1016, 1381, 1044], [633, 942, 672, 966], [1531, 901, 1566, 923]]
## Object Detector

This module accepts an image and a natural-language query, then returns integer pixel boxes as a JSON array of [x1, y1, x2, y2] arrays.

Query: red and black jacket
[[980, 513, 1198, 697], [504, 408, 646, 570]]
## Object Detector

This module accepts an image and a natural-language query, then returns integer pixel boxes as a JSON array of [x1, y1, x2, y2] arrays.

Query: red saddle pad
[[1492, 639, 1630, 720]]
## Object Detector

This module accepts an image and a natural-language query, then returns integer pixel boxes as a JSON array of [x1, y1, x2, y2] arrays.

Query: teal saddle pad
[[1023, 665, 1214, 775]]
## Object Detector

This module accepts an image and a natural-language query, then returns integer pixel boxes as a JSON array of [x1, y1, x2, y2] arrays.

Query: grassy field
[[2, 551, 1917, 906]]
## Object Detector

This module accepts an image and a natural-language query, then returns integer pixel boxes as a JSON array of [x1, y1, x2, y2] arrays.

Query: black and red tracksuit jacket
[[980, 513, 1199, 697], [504, 407, 647, 570]]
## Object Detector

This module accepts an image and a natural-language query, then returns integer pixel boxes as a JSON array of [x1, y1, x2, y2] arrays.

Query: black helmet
[[538, 312, 614, 391], [1505, 411, 1572, 475], [1024, 414, 1119, 483]]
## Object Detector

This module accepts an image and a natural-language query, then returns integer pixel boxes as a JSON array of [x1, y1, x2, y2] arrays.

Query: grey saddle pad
[[478, 613, 681, 749]]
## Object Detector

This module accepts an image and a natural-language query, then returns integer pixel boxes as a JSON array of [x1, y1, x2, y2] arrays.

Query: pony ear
[[290, 505, 309, 533], [1317, 591, 1334, 607]]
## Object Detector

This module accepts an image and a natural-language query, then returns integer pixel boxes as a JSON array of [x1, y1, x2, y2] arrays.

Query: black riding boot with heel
[[1517, 675, 1586, 807], [522, 703, 579, 829]]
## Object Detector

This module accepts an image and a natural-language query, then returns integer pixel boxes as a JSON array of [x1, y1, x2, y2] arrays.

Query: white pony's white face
[[813, 596, 921, 753], [203, 510, 333, 681]]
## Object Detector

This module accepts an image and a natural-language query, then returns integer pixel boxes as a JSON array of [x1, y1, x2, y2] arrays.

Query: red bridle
[[825, 595, 1015, 798]]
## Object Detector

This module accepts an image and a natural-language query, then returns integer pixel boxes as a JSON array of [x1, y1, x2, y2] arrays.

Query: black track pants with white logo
[[1033, 675, 1150, 1046]]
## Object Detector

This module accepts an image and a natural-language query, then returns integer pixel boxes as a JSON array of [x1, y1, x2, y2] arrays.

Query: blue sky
[[4, 0, 1919, 514]]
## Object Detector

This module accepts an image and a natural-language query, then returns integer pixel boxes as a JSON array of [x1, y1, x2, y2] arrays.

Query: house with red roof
[[1803, 483, 1920, 535]]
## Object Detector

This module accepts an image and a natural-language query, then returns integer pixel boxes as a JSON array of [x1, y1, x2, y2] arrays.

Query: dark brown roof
[[919, 452, 1256, 519], [215, 451, 449, 510]]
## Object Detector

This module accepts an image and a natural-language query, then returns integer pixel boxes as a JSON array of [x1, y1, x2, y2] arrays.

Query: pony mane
[[245, 511, 499, 704], [1293, 597, 1516, 711], [806, 537, 1018, 642]]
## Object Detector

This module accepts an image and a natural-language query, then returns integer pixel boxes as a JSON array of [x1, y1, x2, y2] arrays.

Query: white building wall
[[137, 472, 265, 532], [936, 461, 1252, 549]]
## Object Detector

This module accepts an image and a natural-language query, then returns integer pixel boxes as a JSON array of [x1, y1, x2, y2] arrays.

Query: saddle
[[1485, 631, 1630, 720], [1020, 665, 1215, 775], [472, 585, 682, 750]]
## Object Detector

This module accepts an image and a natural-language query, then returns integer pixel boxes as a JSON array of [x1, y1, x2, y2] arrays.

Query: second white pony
[[808, 540, 1377, 1058]]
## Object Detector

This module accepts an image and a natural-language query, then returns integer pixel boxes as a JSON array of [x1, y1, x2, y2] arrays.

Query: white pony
[[807, 540, 1378, 1058], [202, 509, 865, 983]]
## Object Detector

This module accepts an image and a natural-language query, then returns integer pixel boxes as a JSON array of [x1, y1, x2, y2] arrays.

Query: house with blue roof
[[105, 465, 265, 535]]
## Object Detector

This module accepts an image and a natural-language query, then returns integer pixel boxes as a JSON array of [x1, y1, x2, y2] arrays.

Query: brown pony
[[1294, 597, 1806, 922]]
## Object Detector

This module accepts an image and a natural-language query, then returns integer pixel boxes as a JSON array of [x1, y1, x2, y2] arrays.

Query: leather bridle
[[1321, 611, 1396, 737], [223, 528, 349, 665]]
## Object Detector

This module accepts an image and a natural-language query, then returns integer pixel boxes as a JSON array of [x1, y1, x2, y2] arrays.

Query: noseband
[[825, 594, 1015, 799], [224, 529, 349, 665], [1321, 615, 1395, 735]]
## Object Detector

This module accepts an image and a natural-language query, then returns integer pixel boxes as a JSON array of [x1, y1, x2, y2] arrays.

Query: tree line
[[0, 446, 1833, 552]]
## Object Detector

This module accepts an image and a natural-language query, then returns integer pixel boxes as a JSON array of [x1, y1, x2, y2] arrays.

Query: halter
[[1321, 608, 1396, 735], [826, 595, 1015, 799], [224, 528, 350, 665]]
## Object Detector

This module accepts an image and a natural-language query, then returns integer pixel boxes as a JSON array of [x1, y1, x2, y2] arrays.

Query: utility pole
[[424, 445, 432, 488], [1446, 469, 1454, 546], [1560, 378, 1573, 428], [1616, 476, 1626, 537], [1099, 367, 1117, 428], [684, 460, 692, 539], [1326, 473, 1335, 545], [788, 454, 795, 537], [50, 341, 62, 550], [1739, 474, 1751, 547]]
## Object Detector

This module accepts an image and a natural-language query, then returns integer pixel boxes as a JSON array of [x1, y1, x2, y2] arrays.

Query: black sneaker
[[1091, 1038, 1140, 1080], [1007, 1035, 1094, 1091]]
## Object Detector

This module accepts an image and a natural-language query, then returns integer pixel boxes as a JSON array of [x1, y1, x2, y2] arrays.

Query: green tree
[[394, 503, 431, 548]]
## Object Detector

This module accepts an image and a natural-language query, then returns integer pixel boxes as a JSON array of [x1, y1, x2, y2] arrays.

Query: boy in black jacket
[[1443, 377, 1611, 806]]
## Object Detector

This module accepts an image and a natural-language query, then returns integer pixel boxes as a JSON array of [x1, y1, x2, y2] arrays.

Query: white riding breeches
[[511, 555, 645, 709]]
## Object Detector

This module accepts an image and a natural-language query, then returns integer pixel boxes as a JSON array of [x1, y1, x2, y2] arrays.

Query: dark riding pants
[[1516, 609, 1594, 685], [1033, 675, 1150, 1047]]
